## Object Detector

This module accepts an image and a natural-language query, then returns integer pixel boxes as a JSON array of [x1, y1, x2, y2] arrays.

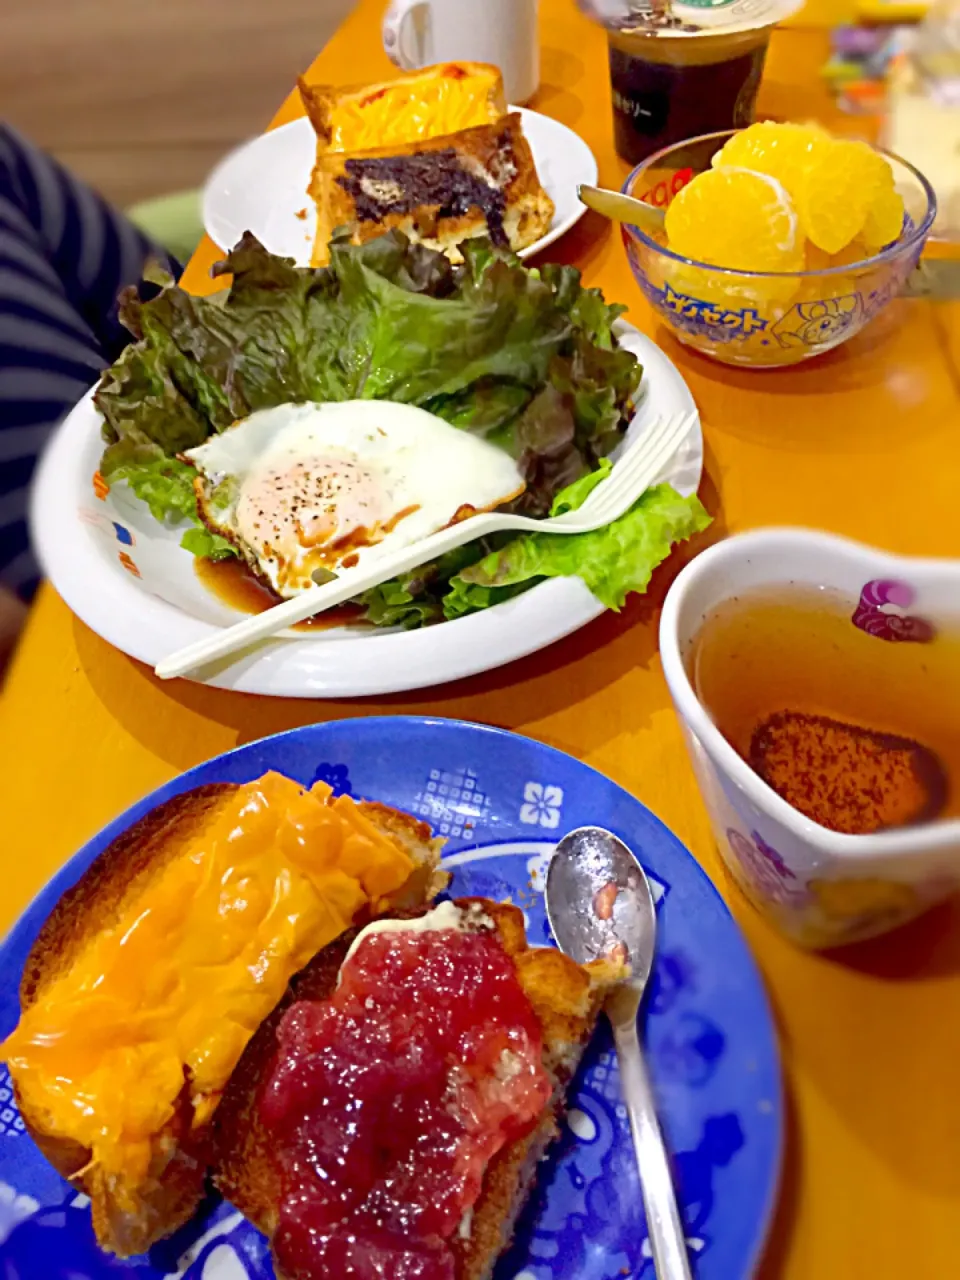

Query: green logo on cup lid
[[681, 0, 740, 7]]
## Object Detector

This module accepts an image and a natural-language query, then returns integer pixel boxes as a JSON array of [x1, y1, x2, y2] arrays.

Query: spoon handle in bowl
[[578, 184, 667, 234], [609, 998, 693, 1280]]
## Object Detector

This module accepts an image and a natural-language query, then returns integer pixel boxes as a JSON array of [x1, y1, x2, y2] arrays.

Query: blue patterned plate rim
[[0, 716, 782, 1280]]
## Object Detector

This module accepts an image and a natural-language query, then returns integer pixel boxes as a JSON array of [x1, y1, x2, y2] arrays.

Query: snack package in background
[[884, 1, 960, 237]]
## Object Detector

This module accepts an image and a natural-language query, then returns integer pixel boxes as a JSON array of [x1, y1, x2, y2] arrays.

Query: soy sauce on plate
[[686, 586, 960, 834], [195, 557, 367, 632]]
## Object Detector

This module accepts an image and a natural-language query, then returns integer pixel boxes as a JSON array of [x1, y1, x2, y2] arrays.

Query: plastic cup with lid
[[578, 0, 805, 165]]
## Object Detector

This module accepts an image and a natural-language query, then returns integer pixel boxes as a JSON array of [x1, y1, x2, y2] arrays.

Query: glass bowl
[[621, 130, 937, 368]]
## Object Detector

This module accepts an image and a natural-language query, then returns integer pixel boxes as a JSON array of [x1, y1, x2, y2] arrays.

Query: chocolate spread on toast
[[337, 135, 517, 246]]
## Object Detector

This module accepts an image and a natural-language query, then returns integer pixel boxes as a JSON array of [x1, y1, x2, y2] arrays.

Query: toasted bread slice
[[749, 710, 948, 834], [298, 62, 506, 155], [8, 781, 445, 1257], [17, 785, 231, 1257], [310, 113, 555, 266], [215, 898, 622, 1280]]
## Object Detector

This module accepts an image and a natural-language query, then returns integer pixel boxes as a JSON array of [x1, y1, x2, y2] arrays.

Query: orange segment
[[665, 167, 804, 274], [712, 121, 825, 190], [793, 138, 892, 254], [665, 123, 900, 325], [663, 260, 799, 312], [861, 181, 906, 250], [717, 124, 900, 256], [804, 237, 871, 271]]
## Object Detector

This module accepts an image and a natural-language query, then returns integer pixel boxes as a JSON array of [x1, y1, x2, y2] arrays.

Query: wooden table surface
[[3, 1, 960, 1275]]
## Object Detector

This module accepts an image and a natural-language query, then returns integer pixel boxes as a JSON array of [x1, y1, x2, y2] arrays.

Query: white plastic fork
[[154, 410, 696, 681]]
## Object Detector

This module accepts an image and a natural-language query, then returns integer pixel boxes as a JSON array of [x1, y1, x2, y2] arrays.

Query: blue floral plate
[[0, 717, 780, 1279]]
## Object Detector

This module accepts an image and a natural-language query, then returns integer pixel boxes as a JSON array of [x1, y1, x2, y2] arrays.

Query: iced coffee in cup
[[579, 0, 804, 164]]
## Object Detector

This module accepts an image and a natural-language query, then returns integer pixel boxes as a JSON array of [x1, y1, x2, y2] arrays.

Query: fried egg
[[185, 400, 526, 598]]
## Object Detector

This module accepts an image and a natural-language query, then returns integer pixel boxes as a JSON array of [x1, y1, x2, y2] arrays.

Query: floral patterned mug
[[659, 529, 960, 948]]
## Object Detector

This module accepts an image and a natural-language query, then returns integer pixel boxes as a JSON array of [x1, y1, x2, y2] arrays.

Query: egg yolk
[[1, 772, 415, 1185], [237, 454, 388, 547], [234, 454, 422, 591]]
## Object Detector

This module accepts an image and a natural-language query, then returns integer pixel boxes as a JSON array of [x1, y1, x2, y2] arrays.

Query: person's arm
[[0, 125, 181, 654]]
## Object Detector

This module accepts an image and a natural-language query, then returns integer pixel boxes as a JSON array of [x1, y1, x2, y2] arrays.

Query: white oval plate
[[31, 324, 702, 698], [202, 108, 599, 264]]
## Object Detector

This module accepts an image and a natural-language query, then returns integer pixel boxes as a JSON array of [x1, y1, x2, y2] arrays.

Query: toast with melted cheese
[[214, 898, 624, 1280], [310, 113, 555, 266], [298, 61, 506, 156], [2, 774, 445, 1256]]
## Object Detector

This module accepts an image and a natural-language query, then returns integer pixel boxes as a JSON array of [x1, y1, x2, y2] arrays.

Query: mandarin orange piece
[[712, 120, 825, 193], [665, 167, 804, 273], [861, 180, 906, 250], [793, 138, 891, 254]]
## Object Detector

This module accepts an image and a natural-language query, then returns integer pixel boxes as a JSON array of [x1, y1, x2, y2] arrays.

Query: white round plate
[[31, 323, 702, 698], [202, 108, 599, 265]]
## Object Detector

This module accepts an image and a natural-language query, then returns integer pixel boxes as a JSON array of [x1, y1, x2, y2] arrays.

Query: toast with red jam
[[214, 897, 624, 1280]]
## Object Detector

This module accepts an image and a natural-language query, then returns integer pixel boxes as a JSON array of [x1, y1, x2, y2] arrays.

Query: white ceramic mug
[[659, 528, 960, 949], [382, 0, 540, 105]]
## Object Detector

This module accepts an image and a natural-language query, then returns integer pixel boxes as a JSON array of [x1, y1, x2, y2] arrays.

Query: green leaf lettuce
[[93, 230, 707, 627], [443, 482, 710, 617], [103, 451, 237, 560], [95, 231, 642, 518], [354, 467, 710, 627]]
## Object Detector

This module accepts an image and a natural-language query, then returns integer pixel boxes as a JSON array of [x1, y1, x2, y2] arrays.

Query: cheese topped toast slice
[[298, 61, 506, 155], [2, 774, 445, 1256]]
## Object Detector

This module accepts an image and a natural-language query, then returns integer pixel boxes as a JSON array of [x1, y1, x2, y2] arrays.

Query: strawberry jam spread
[[260, 903, 551, 1280]]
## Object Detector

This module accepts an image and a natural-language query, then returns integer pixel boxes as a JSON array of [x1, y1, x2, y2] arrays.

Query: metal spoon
[[546, 826, 692, 1280], [578, 183, 667, 236]]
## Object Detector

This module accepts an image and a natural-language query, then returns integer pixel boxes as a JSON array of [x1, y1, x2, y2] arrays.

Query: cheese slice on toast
[[3, 775, 445, 1256]]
